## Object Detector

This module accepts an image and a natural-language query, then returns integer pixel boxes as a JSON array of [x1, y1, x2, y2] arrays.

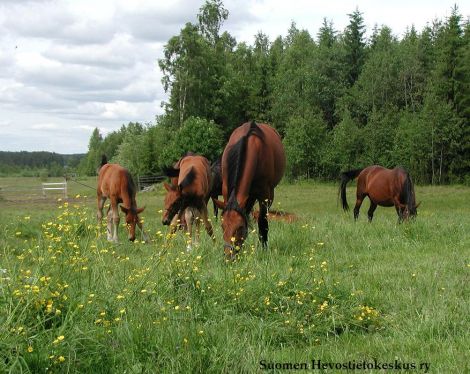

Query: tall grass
[[0, 181, 469, 373]]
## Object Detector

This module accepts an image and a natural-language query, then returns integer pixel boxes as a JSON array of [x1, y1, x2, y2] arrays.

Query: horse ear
[[212, 198, 226, 210], [120, 206, 129, 214], [163, 182, 173, 192], [136, 207, 145, 214]]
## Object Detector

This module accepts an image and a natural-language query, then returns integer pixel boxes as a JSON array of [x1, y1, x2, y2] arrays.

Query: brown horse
[[162, 154, 213, 249], [213, 121, 286, 257], [339, 165, 419, 222], [97, 157, 147, 242]]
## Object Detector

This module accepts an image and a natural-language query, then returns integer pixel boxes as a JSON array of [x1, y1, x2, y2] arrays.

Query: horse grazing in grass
[[339, 165, 419, 222], [162, 154, 214, 249], [97, 156, 147, 242], [209, 156, 222, 219], [213, 121, 286, 258]]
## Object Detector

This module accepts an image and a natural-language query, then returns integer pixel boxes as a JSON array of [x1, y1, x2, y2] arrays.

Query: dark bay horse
[[97, 157, 147, 242], [213, 121, 286, 257], [340, 165, 419, 222], [162, 154, 214, 249]]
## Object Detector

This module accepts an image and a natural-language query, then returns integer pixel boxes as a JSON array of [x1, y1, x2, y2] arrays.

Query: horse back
[[253, 123, 285, 187], [98, 163, 134, 200], [222, 122, 285, 201], [359, 165, 407, 206]]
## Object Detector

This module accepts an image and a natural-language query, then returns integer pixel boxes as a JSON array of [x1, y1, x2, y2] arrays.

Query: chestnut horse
[[213, 121, 286, 257], [97, 157, 147, 242], [340, 165, 419, 222], [162, 154, 213, 249]]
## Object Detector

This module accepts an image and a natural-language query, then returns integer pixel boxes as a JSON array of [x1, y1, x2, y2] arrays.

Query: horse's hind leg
[[353, 193, 365, 221], [367, 202, 377, 222]]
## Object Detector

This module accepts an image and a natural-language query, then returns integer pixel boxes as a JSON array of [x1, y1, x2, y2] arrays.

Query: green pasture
[[0, 177, 469, 373]]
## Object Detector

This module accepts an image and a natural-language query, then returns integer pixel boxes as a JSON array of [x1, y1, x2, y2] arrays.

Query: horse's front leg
[[106, 207, 113, 241], [200, 204, 214, 240], [393, 197, 407, 223], [367, 201, 377, 222], [97, 194, 106, 223], [184, 208, 194, 251], [258, 201, 269, 248], [109, 198, 120, 242]]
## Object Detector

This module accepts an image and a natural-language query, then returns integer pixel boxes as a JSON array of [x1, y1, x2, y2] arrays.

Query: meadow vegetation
[[0, 178, 469, 372]]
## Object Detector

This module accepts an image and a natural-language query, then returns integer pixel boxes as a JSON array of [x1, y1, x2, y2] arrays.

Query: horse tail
[[100, 154, 108, 167], [401, 171, 416, 215], [339, 169, 363, 211]]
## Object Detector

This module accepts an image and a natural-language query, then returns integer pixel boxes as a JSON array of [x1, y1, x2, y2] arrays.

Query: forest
[[51, 2, 470, 183], [0, 151, 83, 177]]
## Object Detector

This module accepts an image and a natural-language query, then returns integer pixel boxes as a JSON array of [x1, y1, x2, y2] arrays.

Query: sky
[[0, 0, 468, 154]]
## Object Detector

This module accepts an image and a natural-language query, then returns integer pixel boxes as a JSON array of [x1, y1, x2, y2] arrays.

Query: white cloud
[[0, 0, 468, 154]]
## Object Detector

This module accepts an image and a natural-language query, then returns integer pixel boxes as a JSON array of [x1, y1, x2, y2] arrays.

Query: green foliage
[[321, 113, 363, 176], [0, 152, 83, 177], [160, 117, 224, 165], [284, 112, 327, 179], [69, 3, 470, 184]]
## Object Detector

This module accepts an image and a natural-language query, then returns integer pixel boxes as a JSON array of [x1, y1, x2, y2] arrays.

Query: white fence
[[42, 181, 67, 198]]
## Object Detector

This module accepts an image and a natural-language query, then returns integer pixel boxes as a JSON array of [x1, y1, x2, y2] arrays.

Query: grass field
[[0, 177, 469, 373]]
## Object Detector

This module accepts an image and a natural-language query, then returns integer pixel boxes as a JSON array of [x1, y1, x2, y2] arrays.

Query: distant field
[[0, 178, 469, 373]]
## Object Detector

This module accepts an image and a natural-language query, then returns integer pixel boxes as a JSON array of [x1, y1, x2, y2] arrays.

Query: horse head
[[120, 206, 145, 241], [213, 198, 248, 258], [162, 182, 183, 225], [409, 201, 420, 218]]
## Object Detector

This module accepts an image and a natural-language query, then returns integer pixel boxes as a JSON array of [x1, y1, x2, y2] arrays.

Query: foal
[[97, 159, 147, 242]]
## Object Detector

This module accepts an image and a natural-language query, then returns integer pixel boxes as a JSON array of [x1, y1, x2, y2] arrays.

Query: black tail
[[101, 154, 108, 167], [339, 169, 363, 211]]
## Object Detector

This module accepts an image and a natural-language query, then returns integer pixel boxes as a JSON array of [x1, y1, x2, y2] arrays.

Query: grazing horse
[[339, 165, 419, 222], [213, 121, 286, 257], [162, 154, 213, 249], [209, 156, 222, 219], [97, 157, 147, 242]]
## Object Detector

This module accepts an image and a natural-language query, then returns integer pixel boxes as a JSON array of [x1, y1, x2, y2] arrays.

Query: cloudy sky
[[0, 0, 468, 154]]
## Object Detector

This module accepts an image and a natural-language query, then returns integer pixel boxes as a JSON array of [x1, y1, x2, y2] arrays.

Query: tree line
[[0, 151, 83, 177], [79, 1, 469, 184]]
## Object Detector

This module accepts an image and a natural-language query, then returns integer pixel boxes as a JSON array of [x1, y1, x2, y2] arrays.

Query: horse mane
[[179, 167, 196, 190], [124, 169, 137, 210], [399, 168, 416, 215], [226, 121, 264, 198], [101, 154, 108, 167]]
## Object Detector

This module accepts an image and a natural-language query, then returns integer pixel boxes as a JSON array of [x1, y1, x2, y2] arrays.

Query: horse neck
[[234, 142, 259, 209]]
